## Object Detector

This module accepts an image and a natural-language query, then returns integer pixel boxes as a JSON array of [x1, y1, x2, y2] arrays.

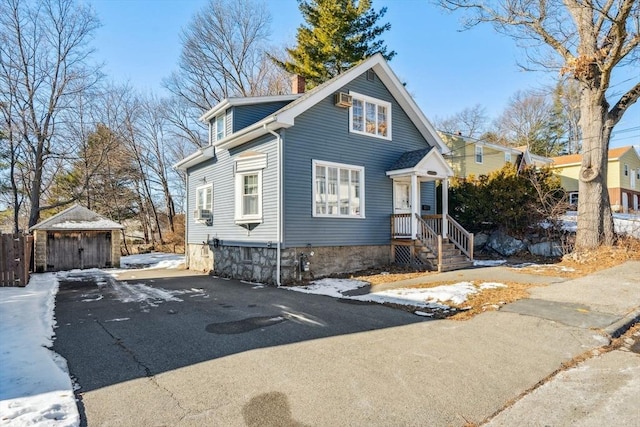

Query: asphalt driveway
[[52, 269, 425, 395]]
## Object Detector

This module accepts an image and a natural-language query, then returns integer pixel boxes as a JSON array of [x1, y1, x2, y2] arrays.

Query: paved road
[[51, 263, 638, 426], [52, 269, 425, 422]]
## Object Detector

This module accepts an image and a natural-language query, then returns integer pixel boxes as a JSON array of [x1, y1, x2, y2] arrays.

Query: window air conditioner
[[334, 92, 353, 108], [194, 209, 212, 221]]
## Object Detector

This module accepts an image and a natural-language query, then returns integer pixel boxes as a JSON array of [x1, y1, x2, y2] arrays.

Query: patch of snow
[[287, 278, 508, 311], [104, 318, 130, 322], [119, 252, 185, 270], [50, 219, 122, 230], [110, 282, 183, 306], [479, 282, 508, 290], [473, 259, 507, 267], [290, 278, 369, 298], [0, 273, 79, 426], [414, 311, 434, 317]]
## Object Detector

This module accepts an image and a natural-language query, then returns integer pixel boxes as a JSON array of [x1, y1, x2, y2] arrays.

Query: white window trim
[[569, 192, 579, 205], [624, 164, 629, 176], [475, 145, 484, 164], [505, 152, 511, 163], [348, 91, 392, 141], [312, 159, 365, 219], [212, 114, 225, 143], [195, 183, 213, 211], [235, 170, 263, 224]]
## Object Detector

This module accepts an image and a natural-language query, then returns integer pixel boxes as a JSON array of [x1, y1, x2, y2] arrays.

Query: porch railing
[[415, 214, 442, 269], [391, 213, 474, 261], [446, 214, 474, 260], [390, 213, 411, 237]]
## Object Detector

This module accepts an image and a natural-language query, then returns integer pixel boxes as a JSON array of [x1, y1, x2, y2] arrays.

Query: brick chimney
[[291, 74, 306, 94]]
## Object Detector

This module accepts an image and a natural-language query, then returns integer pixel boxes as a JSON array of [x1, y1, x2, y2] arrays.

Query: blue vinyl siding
[[283, 71, 437, 247], [186, 135, 279, 245], [232, 101, 293, 132]]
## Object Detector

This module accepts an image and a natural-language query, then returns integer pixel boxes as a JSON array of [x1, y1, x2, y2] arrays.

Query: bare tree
[[440, 0, 640, 249], [0, 0, 101, 229], [164, 0, 289, 112], [494, 89, 564, 156], [434, 104, 489, 139]]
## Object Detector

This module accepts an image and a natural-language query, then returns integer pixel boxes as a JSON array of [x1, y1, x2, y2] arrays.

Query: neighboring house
[[550, 146, 640, 212], [29, 204, 124, 272], [175, 54, 473, 285], [441, 134, 551, 179]]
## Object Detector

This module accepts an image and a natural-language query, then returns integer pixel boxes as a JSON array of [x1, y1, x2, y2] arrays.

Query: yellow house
[[550, 146, 640, 212], [441, 134, 551, 178]]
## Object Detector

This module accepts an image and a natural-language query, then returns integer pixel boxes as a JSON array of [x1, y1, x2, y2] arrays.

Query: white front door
[[394, 181, 411, 213], [393, 180, 412, 237]]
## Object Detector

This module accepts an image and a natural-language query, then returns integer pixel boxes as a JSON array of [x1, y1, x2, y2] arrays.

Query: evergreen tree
[[275, 0, 395, 88]]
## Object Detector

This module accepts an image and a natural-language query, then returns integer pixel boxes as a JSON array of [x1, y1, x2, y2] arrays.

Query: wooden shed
[[30, 205, 124, 272]]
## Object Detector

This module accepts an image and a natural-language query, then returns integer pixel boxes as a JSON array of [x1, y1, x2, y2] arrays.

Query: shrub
[[448, 164, 566, 236]]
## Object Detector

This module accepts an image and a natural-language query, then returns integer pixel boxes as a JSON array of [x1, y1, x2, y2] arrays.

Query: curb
[[603, 307, 640, 338]]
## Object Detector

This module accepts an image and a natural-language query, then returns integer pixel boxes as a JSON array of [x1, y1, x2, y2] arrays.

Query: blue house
[[175, 54, 473, 285]]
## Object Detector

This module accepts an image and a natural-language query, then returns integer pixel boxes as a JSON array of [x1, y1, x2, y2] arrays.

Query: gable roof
[[388, 148, 434, 170], [386, 147, 454, 179], [551, 146, 637, 167], [29, 204, 124, 231], [176, 54, 448, 170]]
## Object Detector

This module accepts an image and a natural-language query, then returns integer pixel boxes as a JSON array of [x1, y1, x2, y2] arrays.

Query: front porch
[[391, 213, 474, 272], [386, 148, 474, 272]]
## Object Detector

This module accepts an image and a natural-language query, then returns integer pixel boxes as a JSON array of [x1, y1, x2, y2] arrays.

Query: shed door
[[47, 231, 112, 271]]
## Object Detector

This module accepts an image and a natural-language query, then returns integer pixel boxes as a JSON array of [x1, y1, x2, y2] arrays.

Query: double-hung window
[[349, 92, 391, 140], [235, 153, 266, 224], [475, 145, 484, 164], [313, 160, 364, 218], [505, 152, 511, 163], [210, 114, 225, 144], [195, 183, 213, 222]]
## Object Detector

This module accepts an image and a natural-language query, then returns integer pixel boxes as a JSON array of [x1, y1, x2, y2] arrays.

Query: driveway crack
[[94, 319, 188, 416]]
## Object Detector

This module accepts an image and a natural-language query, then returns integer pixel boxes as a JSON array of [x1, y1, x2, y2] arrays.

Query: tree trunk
[[575, 87, 615, 248]]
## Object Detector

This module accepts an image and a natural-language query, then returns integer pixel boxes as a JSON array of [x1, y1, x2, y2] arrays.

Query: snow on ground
[[0, 274, 79, 426], [119, 252, 185, 269], [473, 259, 507, 267], [0, 252, 188, 426], [288, 278, 507, 312], [561, 211, 640, 238]]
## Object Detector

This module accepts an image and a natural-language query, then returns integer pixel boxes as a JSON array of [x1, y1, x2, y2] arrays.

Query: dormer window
[[215, 114, 225, 141], [349, 92, 391, 140]]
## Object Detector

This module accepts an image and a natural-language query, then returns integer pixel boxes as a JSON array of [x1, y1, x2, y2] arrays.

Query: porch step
[[438, 259, 474, 272]]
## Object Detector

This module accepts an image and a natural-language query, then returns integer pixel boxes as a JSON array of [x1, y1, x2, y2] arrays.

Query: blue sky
[[88, 0, 638, 148]]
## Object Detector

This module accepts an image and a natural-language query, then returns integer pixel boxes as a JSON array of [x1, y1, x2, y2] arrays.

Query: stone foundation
[[213, 246, 277, 284], [212, 244, 391, 285], [282, 245, 391, 283], [187, 242, 214, 272]]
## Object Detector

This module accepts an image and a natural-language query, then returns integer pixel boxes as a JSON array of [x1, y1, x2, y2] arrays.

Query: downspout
[[185, 172, 190, 269], [264, 125, 282, 287]]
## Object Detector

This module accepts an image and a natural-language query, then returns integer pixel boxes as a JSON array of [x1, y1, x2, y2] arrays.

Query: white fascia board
[[199, 94, 301, 123], [371, 60, 451, 155], [173, 145, 215, 170], [200, 100, 231, 123], [423, 150, 455, 177], [275, 55, 386, 125], [214, 116, 284, 150]]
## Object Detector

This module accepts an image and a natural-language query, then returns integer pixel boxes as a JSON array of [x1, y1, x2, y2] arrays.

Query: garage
[[30, 204, 124, 272]]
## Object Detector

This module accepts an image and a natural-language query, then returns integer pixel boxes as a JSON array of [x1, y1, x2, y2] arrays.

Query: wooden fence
[[0, 234, 33, 287]]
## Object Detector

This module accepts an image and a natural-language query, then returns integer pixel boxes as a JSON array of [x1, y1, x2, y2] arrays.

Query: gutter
[[264, 123, 283, 287]]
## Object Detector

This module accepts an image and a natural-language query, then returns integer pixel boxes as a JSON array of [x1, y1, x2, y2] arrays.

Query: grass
[[340, 238, 640, 321]]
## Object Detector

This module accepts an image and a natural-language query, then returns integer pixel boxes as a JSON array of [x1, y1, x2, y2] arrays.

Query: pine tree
[[275, 0, 396, 89]]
